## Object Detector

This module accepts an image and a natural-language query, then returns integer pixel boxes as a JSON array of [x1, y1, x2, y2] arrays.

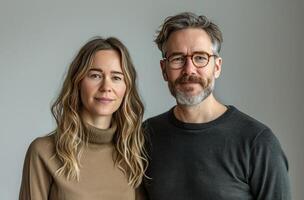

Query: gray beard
[[175, 80, 214, 106]]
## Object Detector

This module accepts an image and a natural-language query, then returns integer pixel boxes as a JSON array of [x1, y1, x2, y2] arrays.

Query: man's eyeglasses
[[163, 51, 217, 69]]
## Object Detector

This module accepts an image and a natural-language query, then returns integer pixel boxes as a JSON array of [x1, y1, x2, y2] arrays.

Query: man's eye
[[194, 55, 208, 63], [195, 55, 208, 60], [170, 56, 184, 63]]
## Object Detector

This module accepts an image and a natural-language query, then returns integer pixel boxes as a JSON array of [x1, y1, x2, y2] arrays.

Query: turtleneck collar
[[85, 121, 117, 144]]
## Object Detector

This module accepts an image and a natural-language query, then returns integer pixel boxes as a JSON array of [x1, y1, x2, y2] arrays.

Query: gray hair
[[155, 12, 223, 57]]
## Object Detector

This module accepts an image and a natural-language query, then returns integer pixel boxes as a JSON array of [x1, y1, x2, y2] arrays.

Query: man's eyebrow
[[167, 51, 210, 57], [166, 52, 185, 57]]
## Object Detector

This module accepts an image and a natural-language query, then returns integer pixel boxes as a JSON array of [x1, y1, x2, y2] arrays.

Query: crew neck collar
[[169, 105, 236, 130]]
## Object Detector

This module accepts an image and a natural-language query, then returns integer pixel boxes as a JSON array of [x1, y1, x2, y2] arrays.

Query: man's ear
[[214, 57, 222, 79], [160, 60, 168, 81], [163, 72, 168, 81]]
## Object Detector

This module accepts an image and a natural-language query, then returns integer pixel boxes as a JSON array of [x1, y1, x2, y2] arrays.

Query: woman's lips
[[94, 97, 114, 103]]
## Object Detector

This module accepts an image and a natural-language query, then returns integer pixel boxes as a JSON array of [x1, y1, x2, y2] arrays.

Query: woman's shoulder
[[21, 133, 59, 182], [27, 132, 56, 157]]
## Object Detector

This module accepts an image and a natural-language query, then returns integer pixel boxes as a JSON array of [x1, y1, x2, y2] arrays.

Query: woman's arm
[[19, 137, 53, 200]]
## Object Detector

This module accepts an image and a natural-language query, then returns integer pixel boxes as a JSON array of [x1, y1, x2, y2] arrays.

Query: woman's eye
[[112, 76, 122, 81], [89, 73, 102, 79]]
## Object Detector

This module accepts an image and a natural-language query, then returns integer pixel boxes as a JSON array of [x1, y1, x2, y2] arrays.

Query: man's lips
[[179, 82, 199, 85]]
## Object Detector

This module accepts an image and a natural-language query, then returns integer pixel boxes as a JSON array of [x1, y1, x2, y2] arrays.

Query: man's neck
[[173, 94, 227, 123]]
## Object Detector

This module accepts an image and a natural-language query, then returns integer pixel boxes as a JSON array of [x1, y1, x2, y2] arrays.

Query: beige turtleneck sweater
[[19, 123, 145, 200]]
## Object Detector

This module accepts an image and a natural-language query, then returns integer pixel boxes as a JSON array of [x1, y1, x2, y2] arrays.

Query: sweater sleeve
[[19, 138, 53, 200], [249, 128, 291, 200]]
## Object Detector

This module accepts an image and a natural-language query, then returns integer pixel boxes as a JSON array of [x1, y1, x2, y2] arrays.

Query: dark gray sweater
[[143, 105, 291, 200]]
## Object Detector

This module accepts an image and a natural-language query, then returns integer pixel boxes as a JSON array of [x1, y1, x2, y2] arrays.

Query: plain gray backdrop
[[1, 0, 303, 199]]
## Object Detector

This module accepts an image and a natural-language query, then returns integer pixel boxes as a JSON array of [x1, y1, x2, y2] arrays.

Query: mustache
[[175, 74, 206, 87]]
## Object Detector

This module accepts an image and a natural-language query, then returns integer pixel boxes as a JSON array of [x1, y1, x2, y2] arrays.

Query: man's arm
[[249, 128, 291, 199]]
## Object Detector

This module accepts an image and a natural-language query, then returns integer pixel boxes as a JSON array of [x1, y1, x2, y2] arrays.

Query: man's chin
[[174, 87, 213, 106], [176, 88, 203, 97], [177, 84, 201, 91]]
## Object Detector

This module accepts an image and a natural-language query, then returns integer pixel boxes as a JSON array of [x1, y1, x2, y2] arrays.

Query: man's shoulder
[[142, 109, 173, 139], [144, 109, 171, 125], [228, 105, 271, 136]]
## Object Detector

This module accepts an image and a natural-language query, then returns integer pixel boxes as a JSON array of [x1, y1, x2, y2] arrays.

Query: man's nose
[[182, 57, 197, 75]]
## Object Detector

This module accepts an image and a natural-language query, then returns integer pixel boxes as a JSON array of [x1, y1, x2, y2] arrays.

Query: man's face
[[160, 28, 222, 106]]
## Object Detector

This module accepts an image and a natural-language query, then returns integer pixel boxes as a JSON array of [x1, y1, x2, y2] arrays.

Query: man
[[143, 12, 291, 200]]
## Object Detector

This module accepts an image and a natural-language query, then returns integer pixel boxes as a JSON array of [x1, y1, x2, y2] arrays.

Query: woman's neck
[[80, 110, 112, 129]]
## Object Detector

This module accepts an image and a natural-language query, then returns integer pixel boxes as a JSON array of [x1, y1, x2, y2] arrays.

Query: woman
[[19, 37, 147, 200]]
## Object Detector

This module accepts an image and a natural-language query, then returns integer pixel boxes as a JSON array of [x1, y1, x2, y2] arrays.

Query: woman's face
[[80, 50, 127, 123]]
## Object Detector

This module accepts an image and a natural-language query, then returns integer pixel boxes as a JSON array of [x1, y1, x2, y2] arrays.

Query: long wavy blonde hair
[[51, 37, 147, 187]]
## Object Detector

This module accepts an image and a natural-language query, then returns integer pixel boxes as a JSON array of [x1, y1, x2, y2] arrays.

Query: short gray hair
[[155, 12, 223, 57]]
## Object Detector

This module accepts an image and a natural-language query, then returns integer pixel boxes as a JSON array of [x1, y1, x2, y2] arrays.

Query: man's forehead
[[164, 28, 213, 54]]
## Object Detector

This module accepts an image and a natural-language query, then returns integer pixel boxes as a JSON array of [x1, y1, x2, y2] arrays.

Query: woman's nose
[[99, 78, 112, 92]]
